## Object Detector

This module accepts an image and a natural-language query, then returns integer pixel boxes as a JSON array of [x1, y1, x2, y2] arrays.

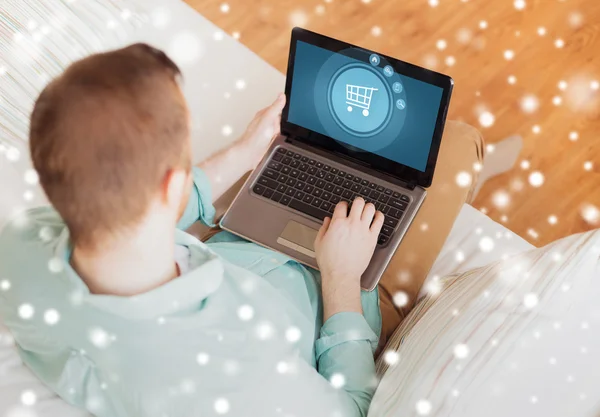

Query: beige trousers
[[195, 120, 484, 349]]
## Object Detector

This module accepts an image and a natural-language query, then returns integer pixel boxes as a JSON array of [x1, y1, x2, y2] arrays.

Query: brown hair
[[30, 43, 190, 248]]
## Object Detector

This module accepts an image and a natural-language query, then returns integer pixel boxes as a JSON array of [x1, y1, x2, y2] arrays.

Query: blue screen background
[[287, 41, 444, 172]]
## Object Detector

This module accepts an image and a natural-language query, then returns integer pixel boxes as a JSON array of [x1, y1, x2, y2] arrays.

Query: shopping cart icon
[[346, 84, 378, 117]]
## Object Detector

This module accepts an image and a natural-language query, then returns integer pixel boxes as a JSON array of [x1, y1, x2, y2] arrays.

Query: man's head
[[30, 44, 191, 249]]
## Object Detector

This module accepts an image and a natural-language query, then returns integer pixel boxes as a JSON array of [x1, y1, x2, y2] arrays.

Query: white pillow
[[370, 229, 600, 417]]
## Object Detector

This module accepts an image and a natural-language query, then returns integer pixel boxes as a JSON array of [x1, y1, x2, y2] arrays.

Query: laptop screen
[[287, 40, 445, 173]]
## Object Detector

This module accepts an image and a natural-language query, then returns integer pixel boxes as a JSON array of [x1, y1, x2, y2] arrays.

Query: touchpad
[[277, 220, 318, 258]]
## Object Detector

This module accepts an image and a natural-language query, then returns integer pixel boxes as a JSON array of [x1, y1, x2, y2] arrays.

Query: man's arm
[[312, 197, 385, 416], [198, 94, 286, 202]]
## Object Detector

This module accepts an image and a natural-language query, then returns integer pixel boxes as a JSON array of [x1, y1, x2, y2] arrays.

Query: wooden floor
[[185, 0, 600, 246]]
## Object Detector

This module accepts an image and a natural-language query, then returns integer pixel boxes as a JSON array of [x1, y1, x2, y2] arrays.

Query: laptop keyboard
[[251, 147, 411, 246]]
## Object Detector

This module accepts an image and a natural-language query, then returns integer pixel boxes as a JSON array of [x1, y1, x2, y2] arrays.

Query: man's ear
[[161, 168, 189, 210]]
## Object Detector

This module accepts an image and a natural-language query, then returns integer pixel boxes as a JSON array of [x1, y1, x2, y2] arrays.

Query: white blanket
[[371, 229, 600, 417]]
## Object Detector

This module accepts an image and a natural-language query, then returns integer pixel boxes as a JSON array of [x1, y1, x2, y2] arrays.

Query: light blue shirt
[[0, 167, 381, 417]]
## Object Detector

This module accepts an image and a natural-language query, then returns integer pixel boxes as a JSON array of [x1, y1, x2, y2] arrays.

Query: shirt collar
[[55, 229, 225, 320]]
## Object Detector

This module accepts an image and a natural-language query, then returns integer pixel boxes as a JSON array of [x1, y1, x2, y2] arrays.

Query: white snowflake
[[89, 327, 111, 349], [289, 10, 308, 27], [528, 171, 544, 187], [371, 26, 382, 37], [554, 38, 565, 48], [537, 27, 547, 36], [580, 204, 599, 225], [479, 20, 488, 29], [151, 7, 172, 29], [23, 169, 39, 185], [520, 94, 540, 113], [20, 390, 37, 406], [330, 373, 346, 389], [523, 293, 539, 309], [455, 171, 472, 188], [478, 111, 495, 127], [44, 309, 60, 325], [428, 0, 439, 6], [18, 304, 35, 320], [591, 80, 599, 90], [531, 125, 540, 134], [514, 0, 526, 10], [276, 361, 289, 374], [237, 304, 254, 321], [445, 56, 456, 66], [416, 399, 432, 415], [492, 190, 510, 208], [508, 75, 517, 85], [235, 79, 246, 90], [214, 398, 230, 414], [552, 95, 562, 106], [168, 32, 204, 65], [393, 291, 409, 307], [548, 215, 558, 225], [220, 3, 230, 13], [196, 352, 210, 365], [453, 343, 470, 359], [6, 147, 20, 161], [383, 350, 399, 366], [436, 39, 447, 51], [221, 125, 233, 136], [0, 279, 10, 291], [503, 50, 515, 60], [530, 395, 538, 404], [256, 321, 274, 340], [48, 257, 64, 273], [583, 161, 593, 171], [479, 236, 495, 252], [285, 326, 301, 343]]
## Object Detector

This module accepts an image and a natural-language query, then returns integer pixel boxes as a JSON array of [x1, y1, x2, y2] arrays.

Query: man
[[0, 44, 384, 417]]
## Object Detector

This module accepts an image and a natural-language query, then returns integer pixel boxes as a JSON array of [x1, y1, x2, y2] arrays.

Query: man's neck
[[71, 213, 179, 297]]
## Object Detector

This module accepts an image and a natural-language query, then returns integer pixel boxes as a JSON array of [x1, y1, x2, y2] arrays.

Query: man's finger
[[370, 211, 385, 234], [361, 202, 376, 223], [316, 217, 331, 243], [267, 93, 286, 116], [332, 201, 348, 220], [349, 197, 365, 220]]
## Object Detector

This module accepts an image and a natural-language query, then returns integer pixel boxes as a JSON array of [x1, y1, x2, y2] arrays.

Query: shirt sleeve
[[176, 167, 217, 230], [314, 312, 379, 417]]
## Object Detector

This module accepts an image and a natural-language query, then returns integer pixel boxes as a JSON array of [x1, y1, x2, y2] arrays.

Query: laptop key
[[384, 217, 398, 228], [303, 194, 314, 204], [378, 235, 389, 246], [361, 179, 369, 186], [369, 182, 377, 189], [338, 170, 346, 177], [301, 156, 309, 163], [323, 165, 331, 171], [333, 186, 344, 195], [316, 179, 326, 189], [322, 191, 332, 201], [272, 153, 283, 162], [384, 188, 392, 195], [280, 196, 291, 206], [282, 157, 292, 165], [312, 188, 323, 197], [342, 180, 353, 188], [330, 195, 341, 205], [299, 164, 309, 172], [345, 173, 354, 180], [258, 176, 278, 189], [299, 173, 308, 182], [264, 169, 278, 179], [290, 170, 300, 178], [342, 190, 353, 199], [293, 153, 302, 159], [307, 177, 317, 185], [381, 205, 390, 214], [321, 201, 332, 211], [401, 195, 410, 203], [333, 176, 344, 185], [369, 190, 380, 199], [315, 162, 323, 168], [286, 150, 294, 156], [388, 208, 403, 219], [294, 182, 306, 190], [308, 159, 316, 165], [376, 185, 385, 192], [330, 167, 339, 175], [324, 183, 334, 192], [277, 174, 287, 183], [281, 166, 291, 175], [312, 198, 323, 207], [267, 161, 282, 171], [360, 186, 371, 196], [325, 173, 335, 182], [288, 199, 329, 221], [277, 148, 287, 154], [351, 183, 362, 193], [290, 160, 301, 168], [285, 187, 295, 197], [252, 184, 266, 195], [381, 225, 393, 236], [389, 199, 408, 211], [276, 184, 287, 193], [353, 176, 362, 183], [294, 191, 305, 200], [286, 178, 297, 186], [379, 194, 390, 203], [263, 188, 274, 199], [304, 185, 314, 194], [308, 167, 318, 175], [316, 171, 326, 179], [392, 191, 401, 198]]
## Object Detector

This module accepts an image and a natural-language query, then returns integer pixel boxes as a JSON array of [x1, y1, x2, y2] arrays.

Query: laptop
[[221, 28, 453, 291]]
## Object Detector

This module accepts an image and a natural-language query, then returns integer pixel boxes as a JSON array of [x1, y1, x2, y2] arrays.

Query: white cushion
[[371, 229, 600, 417]]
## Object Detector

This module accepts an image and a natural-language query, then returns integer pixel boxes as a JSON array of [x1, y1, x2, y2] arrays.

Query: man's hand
[[314, 197, 384, 320], [239, 93, 286, 169]]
